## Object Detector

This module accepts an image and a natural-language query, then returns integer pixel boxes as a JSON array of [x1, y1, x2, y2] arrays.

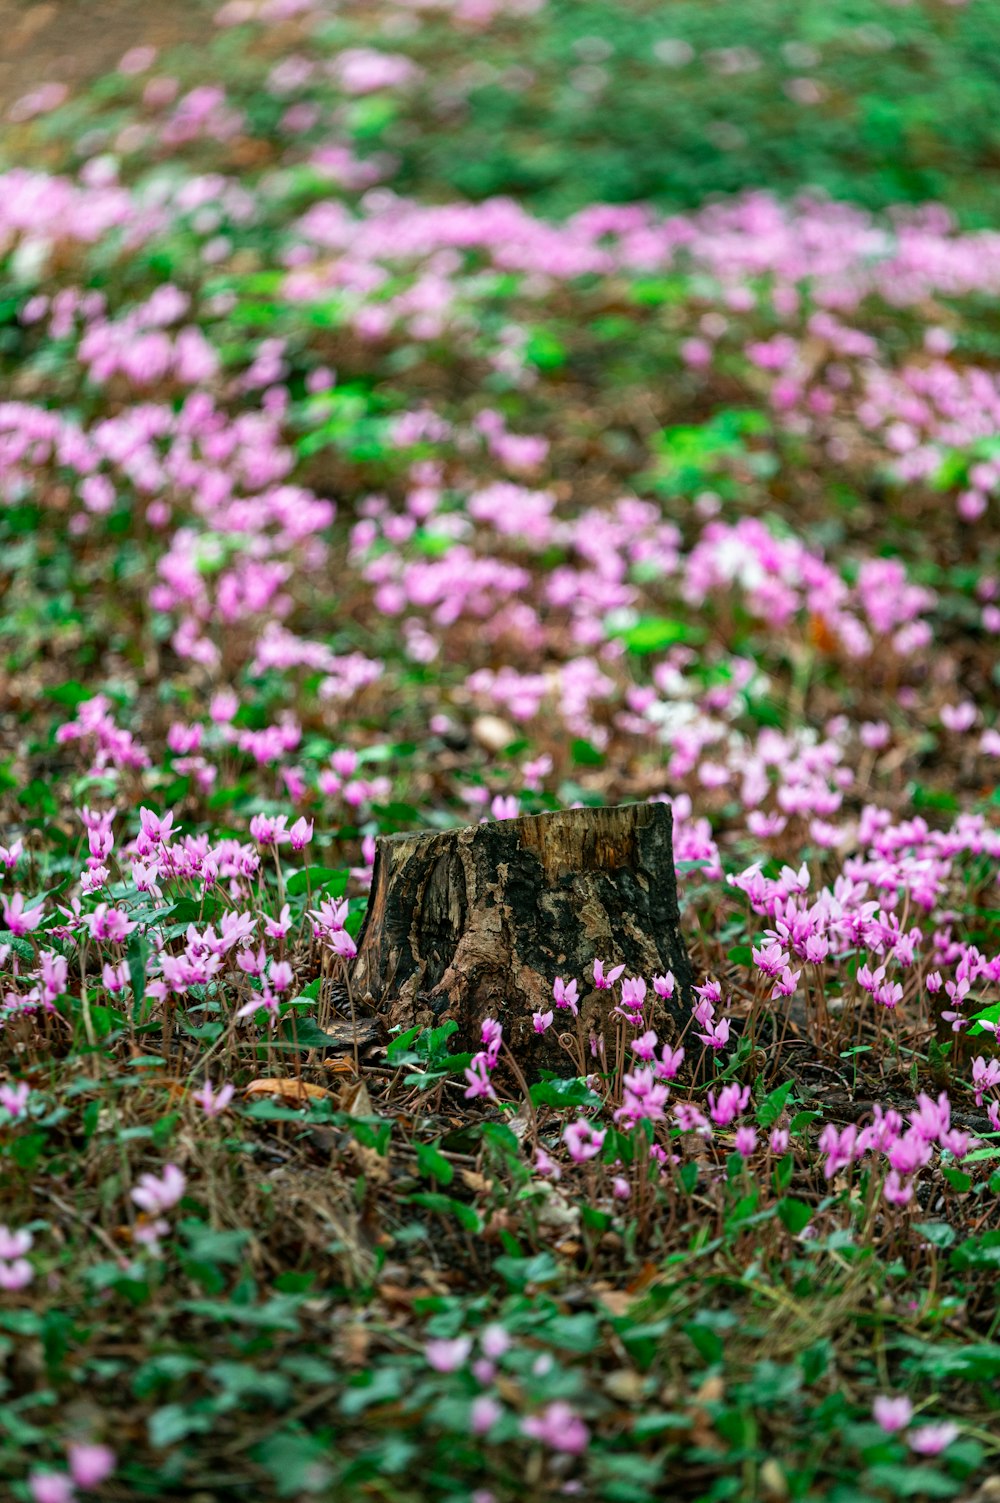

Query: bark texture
[[350, 801, 692, 1068]]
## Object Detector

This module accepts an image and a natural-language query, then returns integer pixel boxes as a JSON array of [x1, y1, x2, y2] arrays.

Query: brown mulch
[[0, 0, 213, 117]]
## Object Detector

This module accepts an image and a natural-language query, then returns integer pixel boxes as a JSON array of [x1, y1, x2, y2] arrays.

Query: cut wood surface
[[350, 801, 692, 1064]]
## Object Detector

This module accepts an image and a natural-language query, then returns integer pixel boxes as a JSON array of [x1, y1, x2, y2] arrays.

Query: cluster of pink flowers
[[818, 1090, 973, 1205], [464, 1019, 503, 1101]]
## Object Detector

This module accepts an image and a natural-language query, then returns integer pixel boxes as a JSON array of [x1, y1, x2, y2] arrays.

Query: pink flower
[[0, 1257, 32, 1290], [193, 1081, 235, 1118], [481, 1324, 510, 1359], [0, 1226, 32, 1259], [29, 1474, 74, 1503], [425, 1336, 472, 1372], [131, 1164, 186, 1216], [289, 817, 313, 850], [873, 1395, 912, 1433], [522, 1401, 590, 1454], [269, 960, 294, 993], [708, 1083, 749, 1128], [883, 1170, 914, 1205], [463, 1058, 496, 1102], [0, 1082, 30, 1119], [553, 976, 579, 1015], [734, 1125, 758, 1158], [326, 929, 357, 960], [480, 1018, 502, 1065], [563, 1118, 605, 1163], [656, 1043, 685, 1080], [593, 958, 624, 990], [265, 904, 293, 940], [532, 1009, 553, 1034], [68, 1443, 115, 1489], [696, 1016, 730, 1050], [470, 1394, 502, 1436], [908, 1421, 958, 1455], [534, 1148, 561, 1179], [249, 813, 289, 847], [1, 892, 44, 936]]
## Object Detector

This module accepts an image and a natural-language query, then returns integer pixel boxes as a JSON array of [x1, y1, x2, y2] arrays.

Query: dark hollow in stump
[[350, 802, 693, 1071]]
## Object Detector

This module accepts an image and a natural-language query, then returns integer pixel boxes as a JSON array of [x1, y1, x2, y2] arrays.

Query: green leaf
[[685, 1322, 724, 1365], [414, 1139, 454, 1186], [530, 1076, 602, 1110], [407, 1191, 481, 1232], [777, 1198, 813, 1236], [608, 615, 705, 655], [127, 933, 149, 1018], [914, 1221, 956, 1249], [285, 866, 348, 898], [756, 1079, 795, 1129], [340, 1366, 403, 1415], [254, 1428, 332, 1496], [493, 1251, 561, 1290]]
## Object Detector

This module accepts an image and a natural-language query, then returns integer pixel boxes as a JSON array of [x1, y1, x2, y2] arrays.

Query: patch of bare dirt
[[0, 0, 212, 117]]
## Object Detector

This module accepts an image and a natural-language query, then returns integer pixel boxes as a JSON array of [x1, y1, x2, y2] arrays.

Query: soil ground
[[0, 0, 211, 117]]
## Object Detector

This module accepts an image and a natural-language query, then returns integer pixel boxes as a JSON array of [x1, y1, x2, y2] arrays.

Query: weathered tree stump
[[350, 802, 692, 1069]]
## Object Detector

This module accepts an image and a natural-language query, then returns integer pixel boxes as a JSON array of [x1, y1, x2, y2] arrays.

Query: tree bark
[[350, 801, 692, 1071]]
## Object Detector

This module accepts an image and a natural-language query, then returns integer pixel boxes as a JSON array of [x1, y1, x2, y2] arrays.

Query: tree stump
[[350, 802, 693, 1070]]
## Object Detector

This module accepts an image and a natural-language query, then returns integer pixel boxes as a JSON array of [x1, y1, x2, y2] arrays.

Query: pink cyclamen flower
[[593, 958, 625, 990], [696, 1016, 730, 1050], [734, 1125, 757, 1158], [522, 1401, 590, 1455], [193, 1081, 235, 1118], [563, 1118, 606, 1163], [632, 1030, 658, 1061], [534, 1147, 561, 1179], [68, 1443, 115, 1488], [131, 1164, 186, 1216], [480, 1323, 510, 1359], [708, 1083, 749, 1128], [0, 1222, 33, 1289], [471, 1394, 502, 1436], [908, 1421, 958, 1455], [0, 1225, 32, 1259], [327, 929, 357, 960], [463, 1058, 497, 1102], [656, 1043, 685, 1080], [29, 1474, 74, 1503], [0, 1258, 32, 1290], [873, 1395, 913, 1433], [1, 893, 44, 936], [0, 1082, 30, 1118], [425, 1336, 472, 1372], [289, 817, 313, 850], [533, 1009, 553, 1034], [553, 976, 579, 1015]]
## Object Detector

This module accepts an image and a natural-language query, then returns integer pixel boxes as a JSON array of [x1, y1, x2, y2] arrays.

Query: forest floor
[[2, 2, 1000, 1501]]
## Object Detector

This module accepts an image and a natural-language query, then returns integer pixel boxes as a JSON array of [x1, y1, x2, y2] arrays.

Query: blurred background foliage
[[369, 0, 1000, 220]]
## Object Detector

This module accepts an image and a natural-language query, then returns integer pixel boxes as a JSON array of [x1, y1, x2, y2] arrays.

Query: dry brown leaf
[[603, 1369, 645, 1404], [340, 1078, 373, 1117], [596, 1289, 633, 1319], [244, 1078, 334, 1103], [472, 714, 516, 752]]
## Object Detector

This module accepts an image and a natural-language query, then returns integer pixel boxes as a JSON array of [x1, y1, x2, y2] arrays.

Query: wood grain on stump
[[350, 802, 692, 1068]]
